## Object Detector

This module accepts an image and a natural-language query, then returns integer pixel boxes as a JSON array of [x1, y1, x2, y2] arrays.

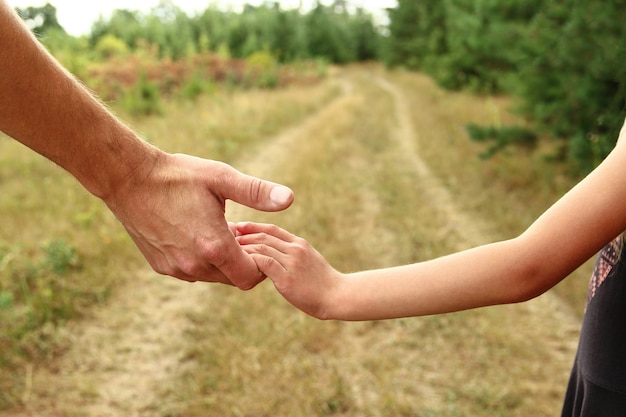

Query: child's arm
[[237, 133, 626, 320]]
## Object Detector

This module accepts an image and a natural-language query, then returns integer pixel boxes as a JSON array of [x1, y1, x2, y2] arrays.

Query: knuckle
[[208, 162, 233, 189], [177, 257, 205, 278], [258, 255, 277, 272], [153, 262, 192, 281], [250, 233, 270, 246], [150, 258, 175, 276], [292, 238, 309, 253], [237, 279, 258, 291], [267, 224, 281, 234], [248, 177, 265, 204], [196, 236, 229, 266], [147, 245, 215, 282]]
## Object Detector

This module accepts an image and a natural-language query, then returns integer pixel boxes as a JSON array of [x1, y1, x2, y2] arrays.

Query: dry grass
[[167, 66, 584, 417], [1, 65, 589, 416], [385, 70, 592, 315], [0, 80, 338, 409]]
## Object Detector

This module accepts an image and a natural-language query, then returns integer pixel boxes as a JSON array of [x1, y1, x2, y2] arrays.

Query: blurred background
[[1, 1, 625, 416]]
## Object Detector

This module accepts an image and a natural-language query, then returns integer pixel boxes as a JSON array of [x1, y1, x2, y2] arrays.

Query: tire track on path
[[374, 74, 581, 403], [12, 79, 355, 417]]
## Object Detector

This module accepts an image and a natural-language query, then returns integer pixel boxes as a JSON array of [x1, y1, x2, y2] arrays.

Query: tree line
[[18, 1, 381, 64], [17, 1, 626, 172], [15, 1, 382, 115], [385, 0, 626, 172]]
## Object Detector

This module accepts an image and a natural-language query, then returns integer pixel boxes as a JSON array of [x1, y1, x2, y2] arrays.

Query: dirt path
[[377, 74, 580, 318], [11, 79, 355, 417], [365, 74, 581, 407], [10, 71, 581, 416], [375, 76, 488, 249], [312, 74, 582, 414]]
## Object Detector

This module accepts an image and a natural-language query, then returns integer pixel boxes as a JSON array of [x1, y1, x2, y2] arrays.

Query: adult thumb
[[217, 165, 294, 212]]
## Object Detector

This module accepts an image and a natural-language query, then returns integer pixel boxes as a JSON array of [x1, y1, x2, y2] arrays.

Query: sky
[[7, 0, 397, 36]]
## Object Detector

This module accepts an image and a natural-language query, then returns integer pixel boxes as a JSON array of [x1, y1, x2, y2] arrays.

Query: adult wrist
[[85, 127, 164, 203]]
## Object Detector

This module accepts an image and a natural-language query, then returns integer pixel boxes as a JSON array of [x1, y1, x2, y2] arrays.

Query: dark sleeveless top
[[561, 238, 626, 416]]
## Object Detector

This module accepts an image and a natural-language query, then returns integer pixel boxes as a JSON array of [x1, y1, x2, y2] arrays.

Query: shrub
[[0, 239, 84, 409], [121, 72, 163, 116], [180, 72, 215, 100], [245, 51, 279, 88], [467, 123, 537, 159], [94, 33, 129, 60]]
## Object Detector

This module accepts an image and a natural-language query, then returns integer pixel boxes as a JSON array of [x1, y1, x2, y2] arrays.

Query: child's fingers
[[242, 238, 285, 260], [236, 222, 296, 242], [237, 231, 292, 254], [245, 249, 286, 276]]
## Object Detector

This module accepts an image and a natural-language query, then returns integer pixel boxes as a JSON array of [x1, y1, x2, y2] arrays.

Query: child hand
[[235, 222, 343, 319]]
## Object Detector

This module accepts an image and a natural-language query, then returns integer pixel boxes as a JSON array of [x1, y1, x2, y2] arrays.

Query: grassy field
[[0, 65, 592, 416], [0, 76, 338, 409]]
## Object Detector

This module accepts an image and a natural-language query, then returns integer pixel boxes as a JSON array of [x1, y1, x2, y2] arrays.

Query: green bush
[[122, 72, 163, 116], [94, 33, 129, 60], [246, 51, 279, 88], [0, 239, 85, 409], [180, 73, 215, 100], [386, 0, 626, 173], [466, 124, 537, 159], [42, 240, 79, 275]]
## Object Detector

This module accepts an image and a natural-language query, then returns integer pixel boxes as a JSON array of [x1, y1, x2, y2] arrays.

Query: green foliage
[[39, 29, 91, 78], [305, 3, 356, 64], [94, 33, 129, 60], [0, 239, 81, 338], [385, 1, 447, 70], [386, 0, 626, 173], [15, 3, 64, 35], [90, 9, 143, 54], [41, 240, 79, 275], [180, 72, 215, 100], [513, 0, 626, 171], [88, 2, 381, 65], [122, 72, 163, 116], [62, 2, 381, 112], [350, 9, 382, 61], [15, 2, 382, 117], [270, 8, 306, 62], [466, 124, 537, 159], [0, 291, 13, 310], [0, 239, 86, 408], [246, 51, 280, 88], [386, 0, 542, 92]]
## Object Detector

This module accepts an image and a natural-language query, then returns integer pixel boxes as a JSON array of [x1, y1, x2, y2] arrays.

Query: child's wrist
[[323, 272, 351, 320]]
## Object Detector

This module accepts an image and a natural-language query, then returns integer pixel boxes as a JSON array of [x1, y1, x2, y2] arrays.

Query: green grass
[[0, 138, 137, 407]]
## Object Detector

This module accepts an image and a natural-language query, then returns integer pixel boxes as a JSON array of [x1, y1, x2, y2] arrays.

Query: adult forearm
[[0, 1, 295, 286], [0, 1, 160, 199]]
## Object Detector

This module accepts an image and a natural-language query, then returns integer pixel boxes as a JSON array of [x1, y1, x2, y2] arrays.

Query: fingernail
[[270, 186, 293, 206]]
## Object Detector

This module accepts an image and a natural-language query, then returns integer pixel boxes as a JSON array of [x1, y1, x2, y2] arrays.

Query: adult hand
[[0, 1, 294, 289], [104, 153, 294, 289]]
